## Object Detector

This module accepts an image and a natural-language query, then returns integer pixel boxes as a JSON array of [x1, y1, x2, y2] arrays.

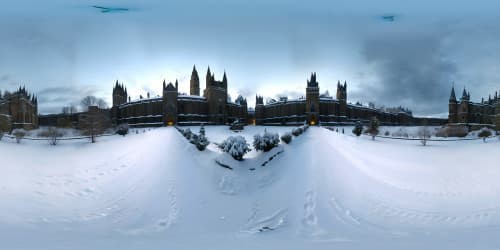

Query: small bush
[[116, 123, 129, 136], [478, 127, 492, 142], [189, 134, 199, 144], [280, 132, 292, 144], [12, 129, 26, 143], [392, 128, 409, 138], [292, 127, 303, 136], [196, 134, 209, 151], [219, 135, 251, 161], [384, 131, 390, 136], [352, 121, 363, 137], [196, 125, 209, 151], [253, 130, 280, 152], [183, 128, 192, 139], [435, 125, 468, 138]]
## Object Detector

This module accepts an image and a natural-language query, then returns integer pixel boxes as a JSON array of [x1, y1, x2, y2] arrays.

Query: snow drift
[[0, 126, 499, 250]]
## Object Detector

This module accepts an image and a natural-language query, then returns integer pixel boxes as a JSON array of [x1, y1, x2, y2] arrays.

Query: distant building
[[448, 86, 499, 129], [254, 73, 444, 126], [0, 86, 38, 131], [112, 66, 248, 127]]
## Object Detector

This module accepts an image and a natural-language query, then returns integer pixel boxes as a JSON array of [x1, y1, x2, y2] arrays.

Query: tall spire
[[190, 64, 200, 96], [449, 84, 456, 102]]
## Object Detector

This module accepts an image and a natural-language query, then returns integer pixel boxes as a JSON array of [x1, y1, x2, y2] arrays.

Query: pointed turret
[[206, 66, 213, 86], [190, 65, 200, 96], [461, 87, 468, 100], [449, 85, 457, 102]]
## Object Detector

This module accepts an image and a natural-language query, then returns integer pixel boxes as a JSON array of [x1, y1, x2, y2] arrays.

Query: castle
[[11, 67, 500, 132], [448, 86, 500, 128], [0, 86, 39, 131], [111, 66, 248, 127], [253, 73, 445, 126]]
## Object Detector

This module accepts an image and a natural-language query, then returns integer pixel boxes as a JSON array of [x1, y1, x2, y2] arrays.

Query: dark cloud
[[357, 32, 457, 115]]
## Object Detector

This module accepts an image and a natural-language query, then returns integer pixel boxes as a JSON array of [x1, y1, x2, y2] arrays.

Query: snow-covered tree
[[253, 130, 280, 152], [195, 125, 209, 151], [280, 132, 292, 144], [199, 124, 205, 136], [219, 135, 251, 161], [352, 121, 363, 137], [366, 117, 380, 140], [189, 133, 199, 145], [183, 128, 192, 139]]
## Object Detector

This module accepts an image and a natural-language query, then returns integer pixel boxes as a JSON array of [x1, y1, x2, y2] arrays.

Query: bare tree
[[97, 99, 107, 109], [48, 126, 62, 145], [12, 129, 26, 143], [418, 126, 431, 146], [81, 96, 107, 111], [62, 105, 77, 115], [79, 108, 109, 143]]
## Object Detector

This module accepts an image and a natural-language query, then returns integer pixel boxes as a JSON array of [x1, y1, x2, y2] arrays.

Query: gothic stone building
[[112, 66, 248, 127], [448, 86, 500, 129], [0, 86, 39, 131], [254, 73, 445, 126]]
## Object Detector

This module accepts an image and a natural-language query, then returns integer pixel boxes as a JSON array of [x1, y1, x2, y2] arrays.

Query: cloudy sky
[[0, 0, 499, 116]]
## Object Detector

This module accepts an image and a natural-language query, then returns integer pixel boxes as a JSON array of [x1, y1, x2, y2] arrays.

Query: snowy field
[[1, 126, 499, 250]]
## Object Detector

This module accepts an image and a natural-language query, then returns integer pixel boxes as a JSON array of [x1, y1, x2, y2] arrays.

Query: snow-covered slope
[[1, 126, 499, 249]]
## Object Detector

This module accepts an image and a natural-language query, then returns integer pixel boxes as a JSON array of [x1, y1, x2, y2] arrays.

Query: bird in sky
[[92, 5, 129, 13], [380, 15, 396, 22]]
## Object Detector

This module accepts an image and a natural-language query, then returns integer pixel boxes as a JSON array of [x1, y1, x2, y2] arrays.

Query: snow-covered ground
[[1, 126, 499, 249]]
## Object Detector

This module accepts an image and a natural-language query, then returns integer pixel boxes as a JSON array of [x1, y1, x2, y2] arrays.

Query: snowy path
[[1, 126, 500, 249]]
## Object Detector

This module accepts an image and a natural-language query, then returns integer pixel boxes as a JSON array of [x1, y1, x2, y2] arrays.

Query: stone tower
[[448, 85, 458, 123], [190, 65, 200, 96], [163, 80, 178, 125], [255, 95, 264, 125], [336, 80, 347, 121], [112, 80, 127, 107], [458, 87, 470, 123], [204, 67, 227, 124], [306, 72, 319, 125]]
